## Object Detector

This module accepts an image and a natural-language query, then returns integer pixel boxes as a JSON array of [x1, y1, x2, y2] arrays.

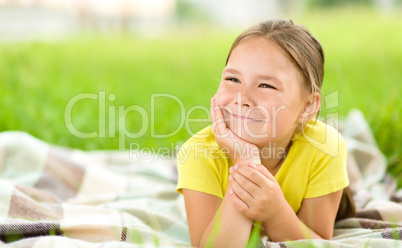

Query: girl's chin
[[229, 125, 271, 143]]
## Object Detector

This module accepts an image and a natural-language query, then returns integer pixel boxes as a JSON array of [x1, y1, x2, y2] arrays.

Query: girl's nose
[[234, 91, 252, 107]]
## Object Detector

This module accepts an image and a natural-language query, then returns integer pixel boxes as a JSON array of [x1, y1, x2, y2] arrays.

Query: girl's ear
[[298, 92, 321, 124]]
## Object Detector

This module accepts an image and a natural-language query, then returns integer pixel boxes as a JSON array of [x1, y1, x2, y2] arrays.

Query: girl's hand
[[228, 163, 287, 222], [210, 97, 261, 165]]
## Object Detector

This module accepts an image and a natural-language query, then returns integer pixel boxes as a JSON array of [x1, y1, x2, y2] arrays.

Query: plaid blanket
[[265, 110, 402, 247], [0, 132, 190, 247], [0, 109, 401, 248]]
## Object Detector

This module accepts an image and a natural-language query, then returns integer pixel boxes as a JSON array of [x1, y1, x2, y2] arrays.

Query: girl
[[177, 19, 354, 247]]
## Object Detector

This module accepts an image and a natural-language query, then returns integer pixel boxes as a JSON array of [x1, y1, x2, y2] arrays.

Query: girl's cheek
[[215, 83, 235, 105]]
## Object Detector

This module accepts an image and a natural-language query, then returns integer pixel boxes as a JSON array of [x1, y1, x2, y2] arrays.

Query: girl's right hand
[[210, 97, 261, 166]]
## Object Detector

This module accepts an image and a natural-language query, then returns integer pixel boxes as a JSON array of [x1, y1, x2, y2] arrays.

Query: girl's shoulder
[[292, 120, 346, 157], [181, 125, 217, 148], [177, 125, 226, 163]]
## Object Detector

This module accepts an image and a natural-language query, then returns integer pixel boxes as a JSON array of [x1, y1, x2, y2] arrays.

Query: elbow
[[316, 230, 333, 240]]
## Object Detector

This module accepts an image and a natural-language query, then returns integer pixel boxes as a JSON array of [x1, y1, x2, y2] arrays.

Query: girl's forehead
[[225, 37, 306, 93], [233, 38, 271, 52], [230, 38, 290, 64], [228, 38, 295, 73]]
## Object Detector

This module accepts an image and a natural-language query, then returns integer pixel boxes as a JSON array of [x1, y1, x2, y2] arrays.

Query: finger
[[210, 97, 216, 124], [229, 187, 250, 215], [234, 164, 268, 188], [210, 97, 222, 135], [230, 178, 254, 204], [231, 167, 260, 195], [210, 98, 229, 137], [252, 164, 277, 182], [213, 98, 226, 133]]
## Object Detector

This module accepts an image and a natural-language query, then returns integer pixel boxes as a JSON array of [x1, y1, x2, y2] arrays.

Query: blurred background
[[0, 0, 401, 186]]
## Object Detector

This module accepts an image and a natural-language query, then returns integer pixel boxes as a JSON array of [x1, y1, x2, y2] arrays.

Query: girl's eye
[[226, 77, 240, 83], [259, 83, 276, 90]]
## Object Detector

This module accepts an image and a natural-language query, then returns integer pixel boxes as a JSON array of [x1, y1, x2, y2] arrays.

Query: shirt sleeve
[[304, 138, 349, 199], [176, 142, 226, 199]]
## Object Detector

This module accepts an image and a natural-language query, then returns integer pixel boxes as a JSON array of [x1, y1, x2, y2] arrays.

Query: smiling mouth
[[229, 113, 264, 122]]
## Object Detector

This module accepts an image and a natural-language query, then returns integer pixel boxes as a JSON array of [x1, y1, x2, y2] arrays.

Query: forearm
[[263, 203, 322, 242], [200, 189, 253, 248]]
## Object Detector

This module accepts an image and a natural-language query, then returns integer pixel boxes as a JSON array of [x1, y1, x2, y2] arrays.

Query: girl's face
[[215, 38, 307, 148]]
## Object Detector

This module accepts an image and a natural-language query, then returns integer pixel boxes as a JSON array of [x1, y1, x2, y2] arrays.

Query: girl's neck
[[259, 139, 292, 176]]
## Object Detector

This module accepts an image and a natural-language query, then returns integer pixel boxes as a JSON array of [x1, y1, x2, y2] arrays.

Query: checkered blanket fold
[[0, 132, 190, 247], [0, 109, 401, 248]]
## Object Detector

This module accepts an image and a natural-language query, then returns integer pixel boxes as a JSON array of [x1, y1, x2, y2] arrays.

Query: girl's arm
[[183, 187, 253, 248], [229, 163, 343, 241], [295, 190, 343, 239], [180, 97, 258, 247], [182, 189, 221, 246], [262, 189, 343, 241]]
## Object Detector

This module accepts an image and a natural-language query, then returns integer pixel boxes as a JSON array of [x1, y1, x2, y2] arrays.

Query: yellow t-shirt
[[176, 120, 349, 213]]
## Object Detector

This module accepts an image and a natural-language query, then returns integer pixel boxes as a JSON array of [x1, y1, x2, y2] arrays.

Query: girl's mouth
[[229, 112, 264, 123]]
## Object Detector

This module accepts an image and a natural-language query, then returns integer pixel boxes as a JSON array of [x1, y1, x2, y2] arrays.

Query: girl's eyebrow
[[223, 68, 240, 75], [257, 74, 282, 85]]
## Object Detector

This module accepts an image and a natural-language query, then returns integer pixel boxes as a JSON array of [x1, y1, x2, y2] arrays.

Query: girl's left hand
[[229, 163, 287, 222]]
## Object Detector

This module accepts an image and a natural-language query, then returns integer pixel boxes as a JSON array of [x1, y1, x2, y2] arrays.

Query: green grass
[[0, 31, 231, 150], [301, 7, 402, 186], [0, 7, 401, 187]]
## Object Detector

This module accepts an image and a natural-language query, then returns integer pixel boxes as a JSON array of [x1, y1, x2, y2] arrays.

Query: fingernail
[[229, 175, 233, 181], [229, 189, 233, 195], [234, 164, 239, 170], [229, 167, 234, 173]]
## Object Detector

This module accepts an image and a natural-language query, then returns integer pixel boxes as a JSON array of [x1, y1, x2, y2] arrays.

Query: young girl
[[177, 19, 354, 247]]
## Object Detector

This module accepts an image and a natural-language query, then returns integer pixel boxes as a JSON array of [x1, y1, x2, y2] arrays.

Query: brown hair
[[336, 186, 356, 221], [226, 19, 355, 221]]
